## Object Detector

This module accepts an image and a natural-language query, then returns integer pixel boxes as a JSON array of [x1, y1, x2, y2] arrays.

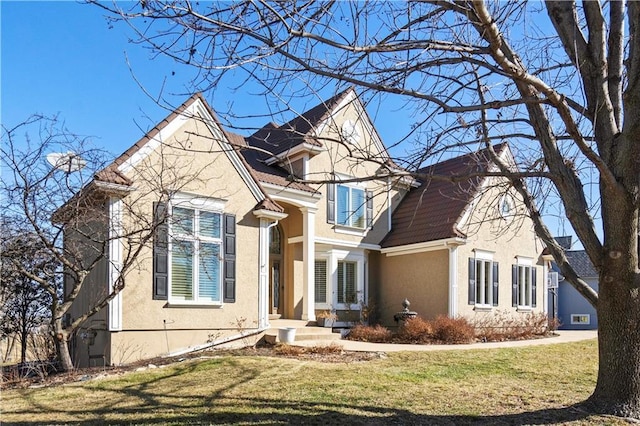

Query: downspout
[[448, 244, 459, 318], [387, 177, 392, 232], [167, 326, 269, 357]]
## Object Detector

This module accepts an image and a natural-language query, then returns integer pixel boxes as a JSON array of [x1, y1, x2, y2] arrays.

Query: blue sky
[[1, 1, 586, 243], [2, 1, 320, 156]]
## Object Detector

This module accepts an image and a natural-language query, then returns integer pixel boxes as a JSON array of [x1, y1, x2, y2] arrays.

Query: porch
[[263, 319, 342, 344]]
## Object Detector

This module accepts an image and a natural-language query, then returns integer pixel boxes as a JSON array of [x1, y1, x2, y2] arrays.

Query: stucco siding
[[455, 179, 544, 321], [377, 250, 449, 326]]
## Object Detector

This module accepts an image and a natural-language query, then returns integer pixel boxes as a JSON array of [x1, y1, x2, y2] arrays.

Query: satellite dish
[[46, 151, 87, 172]]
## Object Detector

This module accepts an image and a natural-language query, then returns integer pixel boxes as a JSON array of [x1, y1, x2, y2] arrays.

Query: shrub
[[306, 343, 343, 355], [274, 344, 305, 356], [473, 311, 551, 342], [431, 316, 475, 344], [396, 317, 434, 343], [346, 324, 392, 343]]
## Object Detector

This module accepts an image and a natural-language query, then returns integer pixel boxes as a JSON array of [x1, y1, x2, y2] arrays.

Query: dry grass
[[1, 339, 628, 425]]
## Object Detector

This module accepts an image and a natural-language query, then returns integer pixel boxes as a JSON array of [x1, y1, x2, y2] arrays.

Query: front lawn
[[1, 339, 627, 425]]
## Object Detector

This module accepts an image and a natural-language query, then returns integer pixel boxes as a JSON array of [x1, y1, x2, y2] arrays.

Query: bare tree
[[0, 222, 56, 366], [90, 0, 640, 416], [0, 115, 172, 372]]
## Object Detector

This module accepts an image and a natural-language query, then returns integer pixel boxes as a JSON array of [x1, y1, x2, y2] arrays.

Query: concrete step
[[263, 320, 342, 344]]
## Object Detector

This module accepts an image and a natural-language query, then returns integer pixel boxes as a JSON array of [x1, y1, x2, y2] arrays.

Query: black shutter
[[532, 267, 537, 308], [223, 214, 236, 303], [366, 190, 374, 228], [512, 264, 518, 307], [153, 202, 168, 300], [492, 262, 499, 306], [327, 184, 335, 224], [468, 258, 476, 305]]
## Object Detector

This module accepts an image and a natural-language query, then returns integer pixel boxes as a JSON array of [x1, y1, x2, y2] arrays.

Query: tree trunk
[[53, 321, 73, 372], [589, 272, 640, 417], [588, 173, 640, 417]]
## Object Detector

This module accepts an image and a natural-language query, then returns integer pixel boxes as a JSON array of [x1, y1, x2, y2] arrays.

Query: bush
[[431, 316, 475, 344], [395, 317, 434, 343], [473, 311, 551, 342], [346, 324, 392, 343]]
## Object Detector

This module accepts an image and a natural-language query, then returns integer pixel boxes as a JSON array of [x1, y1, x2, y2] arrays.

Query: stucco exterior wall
[[306, 98, 407, 245], [72, 113, 265, 366], [455, 179, 544, 322], [377, 250, 450, 326]]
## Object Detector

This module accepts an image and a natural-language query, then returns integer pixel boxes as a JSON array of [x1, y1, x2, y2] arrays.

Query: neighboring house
[[66, 89, 546, 367], [547, 236, 599, 330]]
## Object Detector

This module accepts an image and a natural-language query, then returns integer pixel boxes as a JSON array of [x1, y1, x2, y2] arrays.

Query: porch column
[[258, 218, 270, 329], [301, 207, 317, 321]]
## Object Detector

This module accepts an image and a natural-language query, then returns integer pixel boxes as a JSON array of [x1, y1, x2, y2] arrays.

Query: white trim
[[301, 207, 316, 321], [381, 238, 466, 257], [258, 219, 271, 328], [252, 209, 289, 220], [262, 182, 321, 208], [515, 256, 534, 266], [118, 106, 192, 175], [265, 143, 324, 165], [474, 249, 494, 260], [172, 191, 226, 211], [448, 245, 458, 318], [93, 181, 134, 195], [117, 97, 266, 204], [108, 197, 123, 331], [333, 225, 367, 237], [287, 235, 381, 251]]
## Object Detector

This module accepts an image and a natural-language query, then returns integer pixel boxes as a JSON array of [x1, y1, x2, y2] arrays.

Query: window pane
[[484, 261, 492, 305], [475, 260, 482, 303], [173, 207, 194, 235], [269, 226, 281, 254], [345, 262, 357, 303], [314, 260, 327, 304], [351, 189, 366, 228], [337, 185, 349, 226], [171, 239, 193, 300], [199, 242, 220, 301], [200, 211, 221, 239]]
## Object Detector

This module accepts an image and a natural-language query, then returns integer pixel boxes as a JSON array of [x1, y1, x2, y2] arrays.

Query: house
[[547, 236, 598, 330], [66, 89, 547, 367]]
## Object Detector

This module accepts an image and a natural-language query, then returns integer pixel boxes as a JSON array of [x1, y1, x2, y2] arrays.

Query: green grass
[[1, 339, 628, 425]]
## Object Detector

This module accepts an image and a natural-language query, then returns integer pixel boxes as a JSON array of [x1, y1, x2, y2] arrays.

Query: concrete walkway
[[292, 330, 598, 352]]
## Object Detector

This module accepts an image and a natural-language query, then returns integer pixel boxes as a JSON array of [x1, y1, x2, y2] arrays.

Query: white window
[[337, 260, 358, 304], [571, 314, 591, 325], [314, 260, 328, 305], [517, 265, 533, 307], [170, 205, 223, 303], [336, 184, 366, 228], [469, 250, 497, 308], [475, 258, 494, 306], [512, 257, 537, 309]]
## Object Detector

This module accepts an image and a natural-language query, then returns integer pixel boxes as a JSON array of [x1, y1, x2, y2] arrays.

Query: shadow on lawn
[[7, 395, 601, 425]]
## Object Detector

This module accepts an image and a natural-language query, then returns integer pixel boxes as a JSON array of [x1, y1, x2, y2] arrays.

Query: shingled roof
[[247, 88, 354, 156], [381, 143, 508, 248], [564, 251, 598, 278]]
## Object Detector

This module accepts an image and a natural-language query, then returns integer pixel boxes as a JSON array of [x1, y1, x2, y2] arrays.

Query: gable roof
[[381, 143, 508, 248], [247, 88, 354, 156], [91, 93, 286, 214]]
